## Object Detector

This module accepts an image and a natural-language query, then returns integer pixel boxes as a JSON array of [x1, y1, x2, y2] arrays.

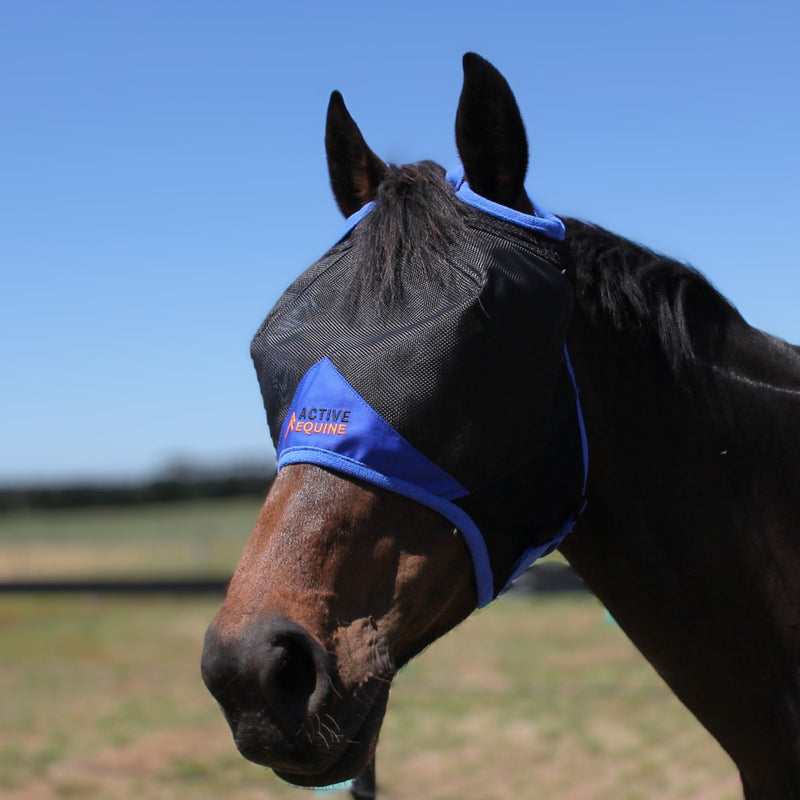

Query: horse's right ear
[[455, 53, 529, 209], [325, 91, 387, 218]]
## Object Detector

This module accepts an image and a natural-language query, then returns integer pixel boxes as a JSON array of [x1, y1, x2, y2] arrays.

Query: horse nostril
[[202, 614, 331, 737], [259, 621, 331, 726], [259, 634, 320, 709]]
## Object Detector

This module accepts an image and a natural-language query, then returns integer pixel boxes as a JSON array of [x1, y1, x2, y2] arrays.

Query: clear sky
[[2, 1, 798, 484]]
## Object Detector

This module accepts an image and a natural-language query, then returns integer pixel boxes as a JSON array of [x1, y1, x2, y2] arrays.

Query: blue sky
[[2, 1, 798, 484]]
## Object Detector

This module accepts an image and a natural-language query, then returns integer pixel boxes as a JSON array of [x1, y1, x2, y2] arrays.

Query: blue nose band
[[253, 166, 587, 608]]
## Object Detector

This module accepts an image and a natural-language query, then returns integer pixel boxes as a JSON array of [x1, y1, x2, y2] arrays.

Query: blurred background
[[1, 1, 797, 797]]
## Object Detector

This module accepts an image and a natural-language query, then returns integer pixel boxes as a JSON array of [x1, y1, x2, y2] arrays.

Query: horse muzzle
[[201, 613, 391, 786]]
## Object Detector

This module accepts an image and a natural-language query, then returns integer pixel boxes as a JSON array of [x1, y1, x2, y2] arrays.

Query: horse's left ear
[[455, 53, 529, 209], [325, 91, 387, 218]]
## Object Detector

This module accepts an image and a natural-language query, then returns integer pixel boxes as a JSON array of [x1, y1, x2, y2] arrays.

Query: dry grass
[[0, 501, 741, 798], [0, 593, 741, 800], [0, 498, 262, 579]]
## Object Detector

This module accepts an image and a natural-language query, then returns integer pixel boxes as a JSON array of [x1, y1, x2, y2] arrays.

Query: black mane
[[564, 218, 744, 384]]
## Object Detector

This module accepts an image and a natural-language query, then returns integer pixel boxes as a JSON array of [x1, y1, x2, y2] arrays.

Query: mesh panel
[[251, 215, 574, 492]]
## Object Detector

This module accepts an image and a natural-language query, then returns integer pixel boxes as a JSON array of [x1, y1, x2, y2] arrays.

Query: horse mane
[[348, 161, 468, 306], [564, 218, 745, 386]]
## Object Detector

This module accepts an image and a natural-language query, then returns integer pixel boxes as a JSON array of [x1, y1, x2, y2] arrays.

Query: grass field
[[0, 501, 742, 799], [0, 497, 264, 579]]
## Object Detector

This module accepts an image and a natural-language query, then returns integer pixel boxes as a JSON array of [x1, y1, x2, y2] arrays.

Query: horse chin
[[235, 680, 391, 789]]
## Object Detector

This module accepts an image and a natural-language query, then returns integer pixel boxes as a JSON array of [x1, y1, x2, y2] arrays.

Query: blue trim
[[332, 167, 565, 242], [500, 533, 568, 596], [277, 358, 468, 501], [445, 167, 566, 241], [564, 345, 589, 494], [338, 201, 376, 241], [497, 500, 583, 596], [278, 448, 495, 607], [497, 345, 588, 596]]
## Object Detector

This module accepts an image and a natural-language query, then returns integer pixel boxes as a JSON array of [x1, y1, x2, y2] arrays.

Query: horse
[[201, 53, 800, 799]]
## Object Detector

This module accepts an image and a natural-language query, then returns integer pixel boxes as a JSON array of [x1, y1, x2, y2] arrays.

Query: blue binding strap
[[337, 166, 566, 242], [445, 166, 566, 241], [338, 201, 376, 241]]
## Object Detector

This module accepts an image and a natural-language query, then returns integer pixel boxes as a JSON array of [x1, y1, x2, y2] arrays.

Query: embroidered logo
[[284, 406, 351, 438]]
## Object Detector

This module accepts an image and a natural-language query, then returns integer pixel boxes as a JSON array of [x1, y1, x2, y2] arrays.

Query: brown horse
[[202, 54, 800, 799]]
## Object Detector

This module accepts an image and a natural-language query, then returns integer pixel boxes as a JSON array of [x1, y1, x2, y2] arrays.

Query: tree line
[[0, 465, 275, 512]]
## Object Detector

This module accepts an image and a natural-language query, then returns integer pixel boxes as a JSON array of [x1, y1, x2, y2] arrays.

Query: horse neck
[[556, 218, 800, 557], [560, 271, 800, 773], [565, 284, 800, 529]]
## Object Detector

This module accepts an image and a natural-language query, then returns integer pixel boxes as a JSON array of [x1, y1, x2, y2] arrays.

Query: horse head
[[201, 53, 586, 787]]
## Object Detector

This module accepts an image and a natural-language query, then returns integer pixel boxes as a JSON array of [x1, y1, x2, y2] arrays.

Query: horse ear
[[325, 91, 387, 218], [455, 53, 529, 208]]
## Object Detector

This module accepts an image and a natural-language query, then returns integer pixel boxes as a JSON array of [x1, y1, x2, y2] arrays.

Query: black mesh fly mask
[[251, 167, 587, 607]]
